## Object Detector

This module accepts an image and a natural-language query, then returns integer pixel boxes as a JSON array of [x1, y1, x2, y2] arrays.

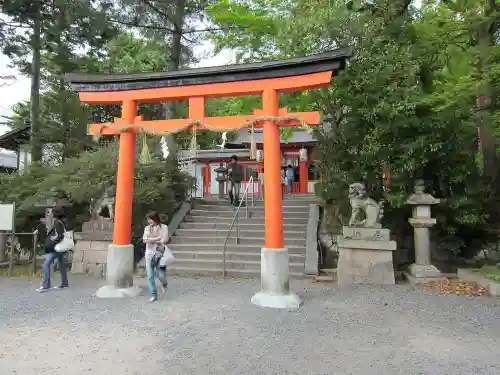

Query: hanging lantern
[[256, 149, 264, 162], [299, 148, 308, 162]]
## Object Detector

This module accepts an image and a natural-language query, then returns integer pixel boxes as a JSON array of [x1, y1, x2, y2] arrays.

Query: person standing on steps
[[286, 164, 295, 193], [227, 155, 243, 206], [142, 211, 169, 302], [258, 168, 265, 200], [281, 167, 286, 199], [36, 207, 69, 292]]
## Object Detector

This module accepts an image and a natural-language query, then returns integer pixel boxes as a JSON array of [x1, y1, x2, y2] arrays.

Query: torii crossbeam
[[66, 47, 352, 306]]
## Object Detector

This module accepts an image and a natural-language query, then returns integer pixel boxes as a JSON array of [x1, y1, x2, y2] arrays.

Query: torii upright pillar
[[250, 89, 301, 309], [96, 100, 141, 298]]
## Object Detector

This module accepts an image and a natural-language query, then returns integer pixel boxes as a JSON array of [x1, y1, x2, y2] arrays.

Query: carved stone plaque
[[342, 226, 390, 242]]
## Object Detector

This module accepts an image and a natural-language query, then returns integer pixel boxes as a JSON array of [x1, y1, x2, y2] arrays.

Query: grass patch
[[478, 266, 500, 283], [0, 264, 43, 280]]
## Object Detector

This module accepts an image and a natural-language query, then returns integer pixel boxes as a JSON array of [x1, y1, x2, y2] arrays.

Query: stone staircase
[[168, 195, 319, 278]]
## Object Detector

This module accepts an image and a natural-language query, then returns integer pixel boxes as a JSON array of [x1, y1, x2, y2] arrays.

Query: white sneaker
[[36, 287, 50, 293], [149, 296, 157, 303], [159, 285, 167, 297], [53, 285, 68, 289]]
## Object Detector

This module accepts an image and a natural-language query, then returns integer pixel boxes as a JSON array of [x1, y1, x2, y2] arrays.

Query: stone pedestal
[[337, 227, 397, 285], [404, 180, 443, 284], [73, 218, 142, 298], [405, 264, 443, 284], [71, 218, 114, 278], [251, 248, 302, 309], [217, 181, 226, 199]]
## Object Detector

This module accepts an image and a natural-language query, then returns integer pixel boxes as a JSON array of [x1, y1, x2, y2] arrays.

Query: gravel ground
[[1, 276, 500, 375]]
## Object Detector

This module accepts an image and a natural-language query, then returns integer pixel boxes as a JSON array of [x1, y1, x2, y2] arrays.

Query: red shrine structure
[[178, 127, 319, 199], [67, 47, 351, 307]]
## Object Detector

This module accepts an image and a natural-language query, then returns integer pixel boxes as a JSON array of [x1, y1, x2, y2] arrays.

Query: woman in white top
[[142, 211, 169, 302]]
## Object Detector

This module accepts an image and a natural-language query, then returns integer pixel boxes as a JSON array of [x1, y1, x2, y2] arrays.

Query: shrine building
[[178, 128, 319, 199]]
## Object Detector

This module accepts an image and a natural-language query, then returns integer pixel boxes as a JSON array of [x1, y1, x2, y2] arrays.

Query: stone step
[[169, 243, 306, 255], [184, 215, 307, 225], [190, 209, 307, 218], [192, 204, 311, 213], [196, 197, 319, 206], [173, 228, 306, 239], [252, 201, 320, 206], [179, 222, 306, 231], [171, 250, 305, 263], [167, 266, 309, 279], [169, 235, 306, 246], [171, 258, 304, 272]]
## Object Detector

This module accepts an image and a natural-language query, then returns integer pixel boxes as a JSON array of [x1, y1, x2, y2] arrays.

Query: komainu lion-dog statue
[[90, 185, 116, 222], [348, 183, 384, 228]]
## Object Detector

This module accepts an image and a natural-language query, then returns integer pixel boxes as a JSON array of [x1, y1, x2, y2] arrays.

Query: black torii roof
[[0, 125, 30, 151], [66, 47, 353, 92]]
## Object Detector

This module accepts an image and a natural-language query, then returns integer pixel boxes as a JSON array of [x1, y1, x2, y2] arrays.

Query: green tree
[[207, 0, 496, 255], [1, 0, 116, 160], [0, 142, 193, 245]]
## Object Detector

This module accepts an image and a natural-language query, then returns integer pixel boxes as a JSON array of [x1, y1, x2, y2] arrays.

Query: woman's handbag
[[55, 227, 75, 253], [159, 245, 174, 268]]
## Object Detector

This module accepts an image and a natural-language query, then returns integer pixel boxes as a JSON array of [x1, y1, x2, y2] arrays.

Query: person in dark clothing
[[36, 208, 69, 292], [227, 155, 243, 206]]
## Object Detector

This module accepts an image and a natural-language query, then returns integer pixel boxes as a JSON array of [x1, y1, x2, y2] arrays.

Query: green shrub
[[0, 142, 194, 244]]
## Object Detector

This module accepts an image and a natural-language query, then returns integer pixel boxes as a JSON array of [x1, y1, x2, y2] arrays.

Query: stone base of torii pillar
[[251, 248, 302, 309], [95, 245, 142, 299]]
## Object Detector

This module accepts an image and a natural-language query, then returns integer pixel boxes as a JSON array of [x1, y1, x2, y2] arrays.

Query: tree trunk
[[59, 77, 70, 162], [476, 0, 500, 219], [29, 0, 42, 163], [163, 0, 186, 158], [56, 1, 70, 162], [476, 0, 499, 182]]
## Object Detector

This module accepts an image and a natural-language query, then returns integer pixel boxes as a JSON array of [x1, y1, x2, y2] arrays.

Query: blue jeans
[[42, 252, 68, 289], [287, 177, 293, 192], [145, 255, 167, 298]]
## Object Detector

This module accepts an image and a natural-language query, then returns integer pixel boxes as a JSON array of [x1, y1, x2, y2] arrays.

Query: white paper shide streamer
[[160, 136, 170, 159], [217, 132, 227, 150]]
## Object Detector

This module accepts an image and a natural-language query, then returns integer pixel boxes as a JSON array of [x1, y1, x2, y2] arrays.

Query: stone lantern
[[405, 180, 443, 284], [214, 163, 228, 199], [35, 187, 72, 231]]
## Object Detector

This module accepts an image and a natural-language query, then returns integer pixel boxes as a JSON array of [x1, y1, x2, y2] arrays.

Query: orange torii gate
[[67, 47, 351, 307]]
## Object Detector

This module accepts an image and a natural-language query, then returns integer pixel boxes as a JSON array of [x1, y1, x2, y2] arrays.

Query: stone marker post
[[0, 232, 6, 263], [404, 180, 443, 284]]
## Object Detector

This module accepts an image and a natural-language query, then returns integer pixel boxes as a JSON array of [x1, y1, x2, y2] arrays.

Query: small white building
[[0, 125, 62, 172], [0, 150, 17, 172]]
